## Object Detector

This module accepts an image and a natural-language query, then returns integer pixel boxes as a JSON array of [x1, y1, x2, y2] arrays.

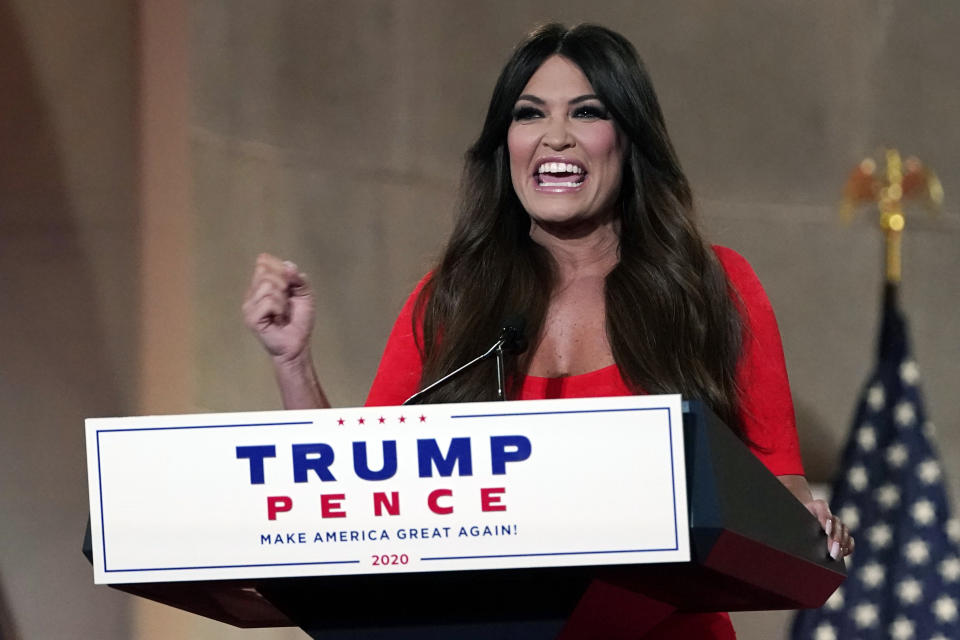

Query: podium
[[83, 399, 844, 638]]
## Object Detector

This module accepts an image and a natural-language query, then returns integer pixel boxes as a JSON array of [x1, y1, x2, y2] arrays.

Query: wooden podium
[[83, 400, 844, 638]]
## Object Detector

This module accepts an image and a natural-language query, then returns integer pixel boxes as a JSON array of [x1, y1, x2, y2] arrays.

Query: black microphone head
[[500, 314, 528, 355]]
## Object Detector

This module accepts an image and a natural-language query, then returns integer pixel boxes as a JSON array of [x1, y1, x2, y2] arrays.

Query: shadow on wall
[[0, 3, 129, 639], [0, 570, 19, 640], [795, 400, 846, 483]]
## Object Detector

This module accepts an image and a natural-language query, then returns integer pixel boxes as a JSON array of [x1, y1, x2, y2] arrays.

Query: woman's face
[[507, 55, 626, 233]]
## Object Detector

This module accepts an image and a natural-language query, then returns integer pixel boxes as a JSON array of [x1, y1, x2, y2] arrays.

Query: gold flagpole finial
[[840, 149, 943, 284]]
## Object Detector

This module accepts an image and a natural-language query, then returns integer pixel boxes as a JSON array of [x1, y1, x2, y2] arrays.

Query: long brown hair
[[414, 23, 746, 437]]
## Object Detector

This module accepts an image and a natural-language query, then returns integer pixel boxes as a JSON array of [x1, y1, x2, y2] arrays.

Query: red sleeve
[[713, 246, 805, 476], [364, 275, 429, 407]]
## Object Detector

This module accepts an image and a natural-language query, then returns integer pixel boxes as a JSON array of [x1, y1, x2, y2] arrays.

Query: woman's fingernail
[[284, 260, 298, 271], [830, 541, 840, 560], [825, 519, 833, 537]]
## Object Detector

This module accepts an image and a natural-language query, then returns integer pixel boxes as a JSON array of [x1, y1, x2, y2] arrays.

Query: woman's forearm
[[777, 473, 815, 505], [272, 348, 330, 409]]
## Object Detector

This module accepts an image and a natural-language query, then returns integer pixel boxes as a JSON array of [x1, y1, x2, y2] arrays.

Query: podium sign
[[85, 395, 687, 585]]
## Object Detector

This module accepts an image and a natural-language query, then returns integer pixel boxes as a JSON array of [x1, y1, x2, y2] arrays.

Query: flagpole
[[879, 149, 905, 284]]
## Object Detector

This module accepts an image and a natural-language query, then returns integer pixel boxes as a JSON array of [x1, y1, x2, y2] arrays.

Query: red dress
[[365, 246, 804, 638]]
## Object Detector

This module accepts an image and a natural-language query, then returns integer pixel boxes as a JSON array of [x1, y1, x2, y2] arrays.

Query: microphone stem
[[495, 343, 506, 401], [402, 339, 503, 406]]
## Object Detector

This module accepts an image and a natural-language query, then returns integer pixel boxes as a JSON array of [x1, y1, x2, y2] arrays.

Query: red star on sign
[[337, 418, 344, 426], [358, 417, 365, 425], [378, 416, 385, 424], [419, 415, 426, 422], [399, 416, 406, 423]]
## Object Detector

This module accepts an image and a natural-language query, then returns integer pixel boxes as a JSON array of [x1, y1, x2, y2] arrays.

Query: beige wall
[[2, 1, 958, 639], [0, 1, 137, 638]]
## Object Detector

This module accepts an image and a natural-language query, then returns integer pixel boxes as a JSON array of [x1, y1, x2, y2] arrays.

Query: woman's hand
[[778, 474, 854, 561], [242, 253, 329, 409], [242, 253, 315, 364], [805, 498, 855, 561]]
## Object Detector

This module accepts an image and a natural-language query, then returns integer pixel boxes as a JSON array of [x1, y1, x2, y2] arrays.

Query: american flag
[[792, 285, 960, 640]]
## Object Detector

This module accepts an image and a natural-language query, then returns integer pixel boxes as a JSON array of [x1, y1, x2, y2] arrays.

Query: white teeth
[[542, 181, 582, 188], [537, 161, 583, 175]]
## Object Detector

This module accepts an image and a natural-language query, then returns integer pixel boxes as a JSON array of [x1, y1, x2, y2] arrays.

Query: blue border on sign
[[104, 559, 360, 572], [94, 420, 365, 574], [422, 547, 677, 561], [437, 405, 681, 561]]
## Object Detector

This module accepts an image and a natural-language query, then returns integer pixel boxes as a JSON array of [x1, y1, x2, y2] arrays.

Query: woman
[[243, 23, 852, 637]]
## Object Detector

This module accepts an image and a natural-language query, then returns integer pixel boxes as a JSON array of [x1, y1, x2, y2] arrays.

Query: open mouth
[[535, 161, 586, 188]]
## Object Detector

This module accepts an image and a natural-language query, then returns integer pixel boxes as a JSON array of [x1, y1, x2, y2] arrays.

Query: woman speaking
[[242, 23, 852, 638]]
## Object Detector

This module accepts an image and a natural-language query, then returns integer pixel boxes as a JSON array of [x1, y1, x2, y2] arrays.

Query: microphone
[[499, 315, 528, 356], [402, 315, 528, 405]]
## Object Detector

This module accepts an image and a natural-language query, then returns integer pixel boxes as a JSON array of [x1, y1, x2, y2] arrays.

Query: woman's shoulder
[[364, 272, 433, 407], [711, 245, 752, 278], [710, 245, 767, 302]]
